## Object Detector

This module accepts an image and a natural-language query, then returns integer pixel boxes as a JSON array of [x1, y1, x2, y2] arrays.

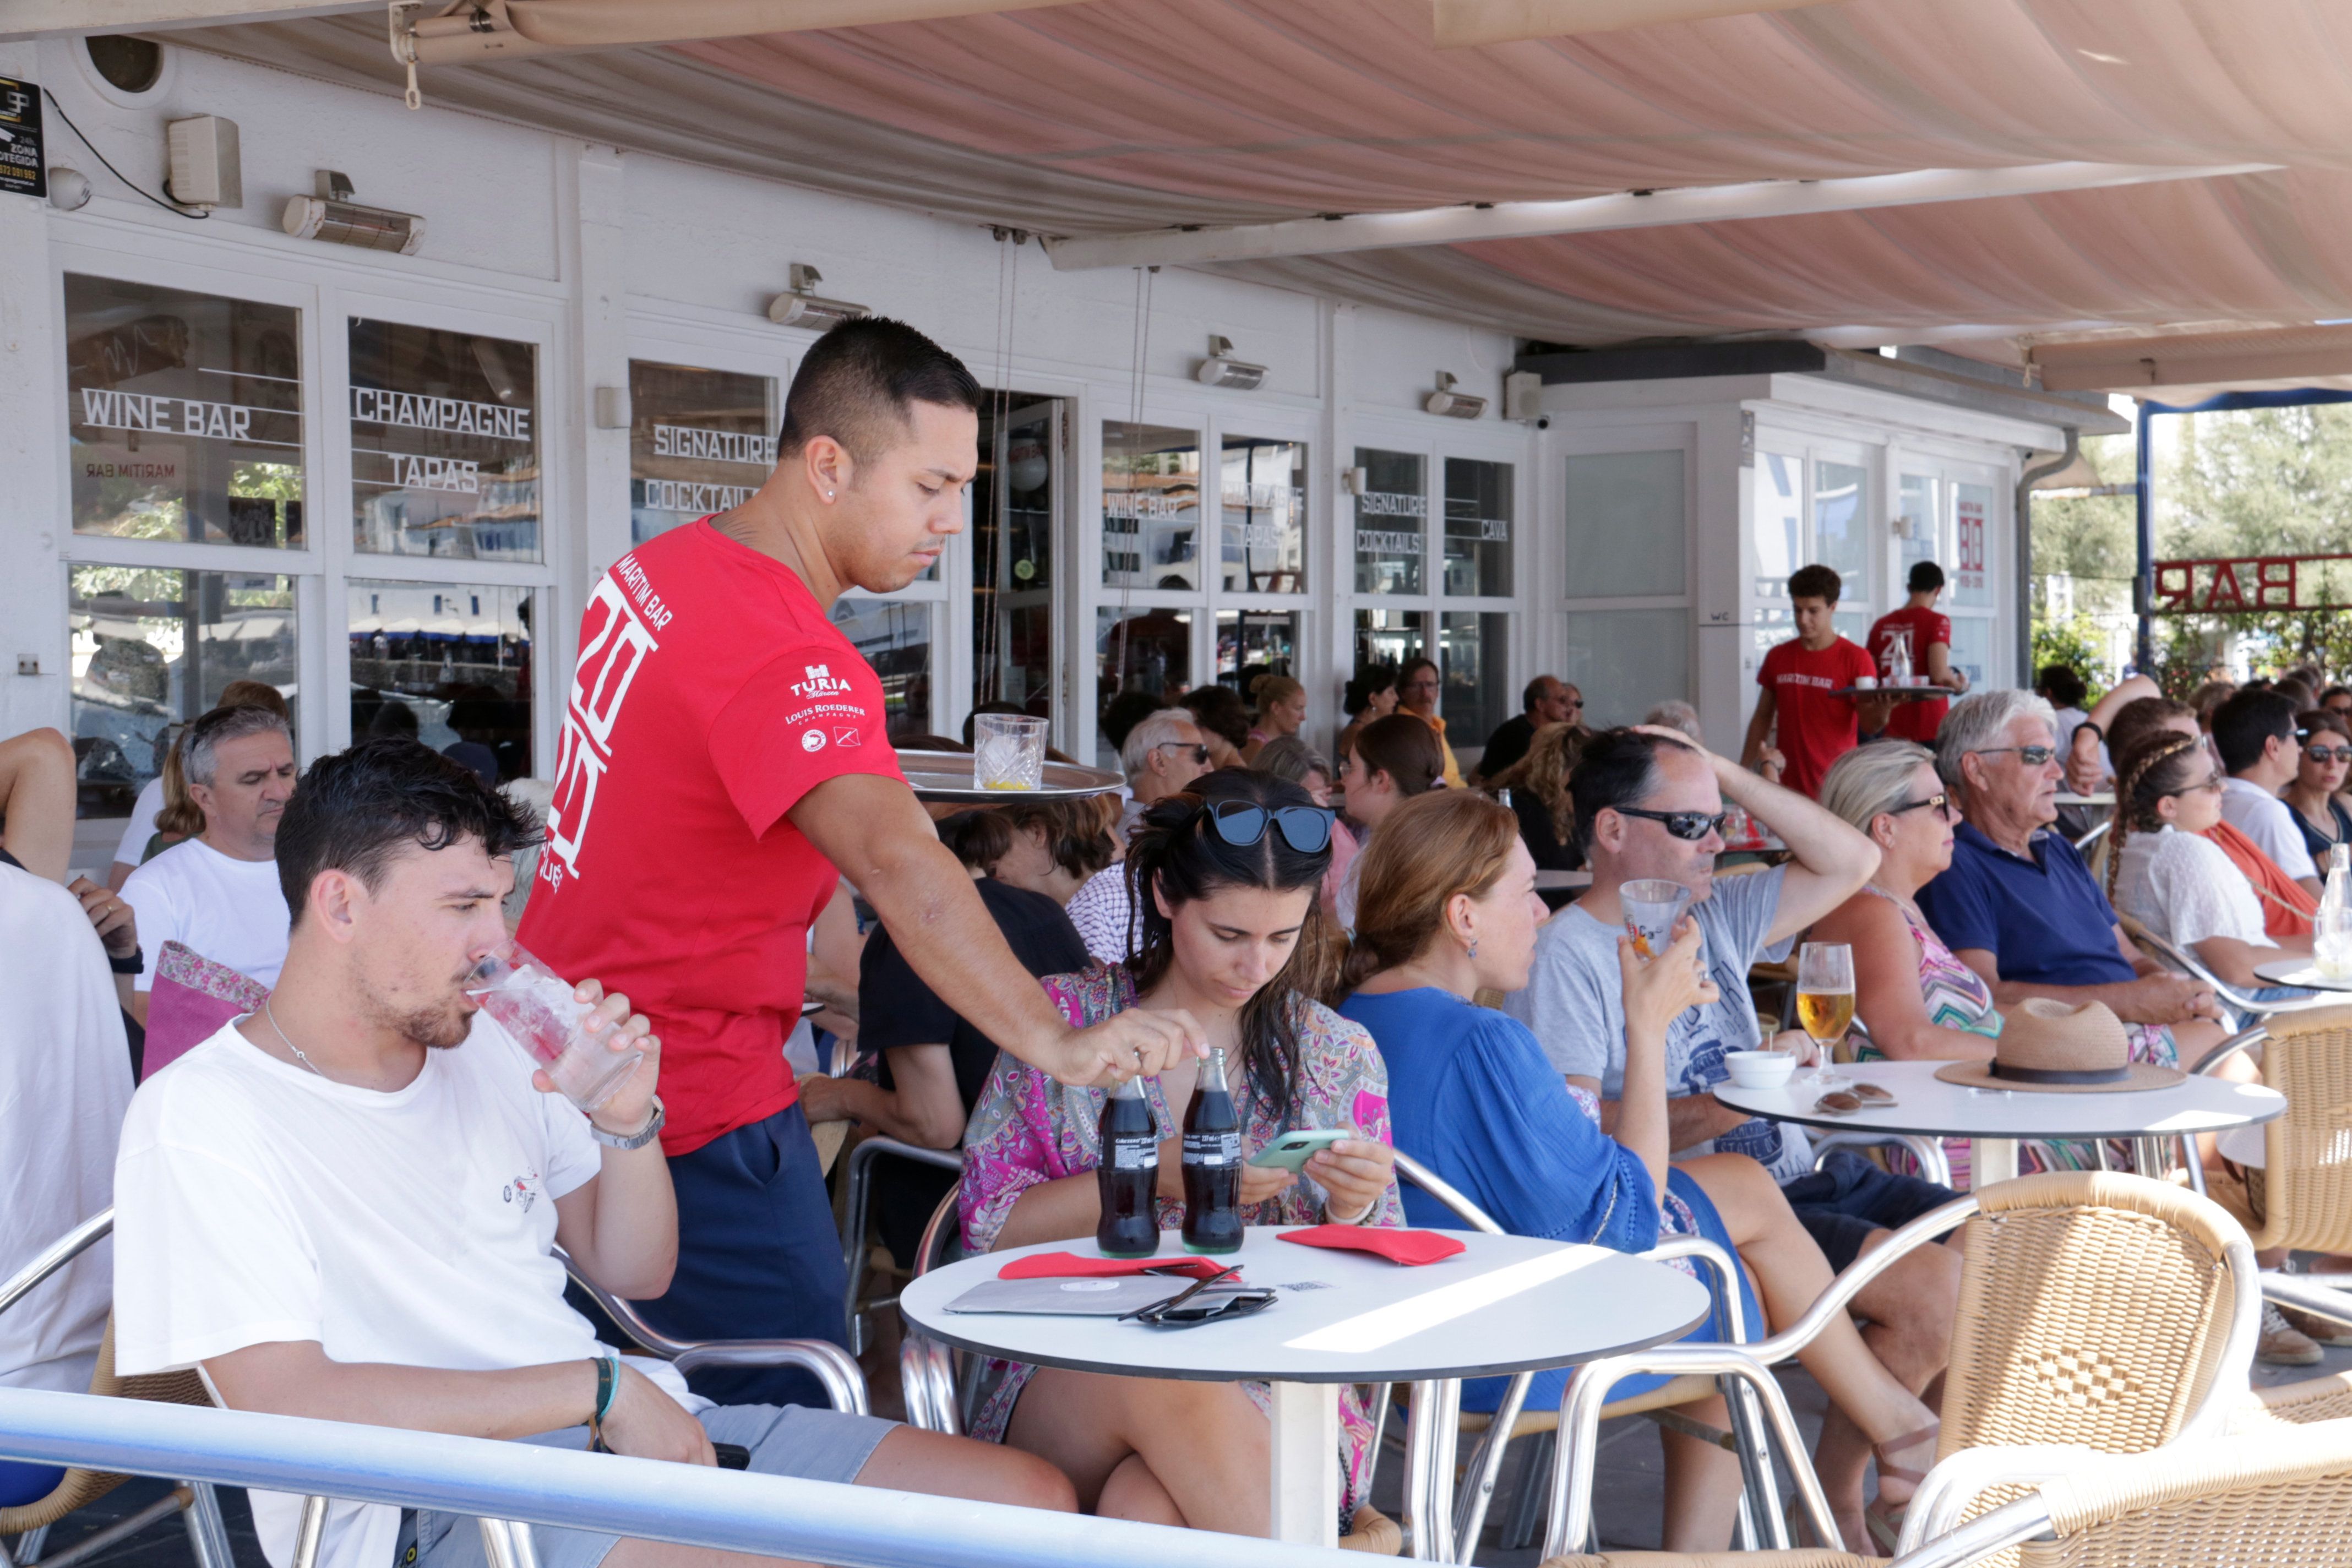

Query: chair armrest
[[1390, 1152, 1504, 1235], [2264, 1271, 2352, 1330], [845, 1137, 965, 1178], [669, 1340, 868, 1415], [1743, 1195, 1977, 1367], [0, 1210, 114, 1319], [2192, 1025, 2269, 1076], [1896, 1442, 2107, 1554], [1641, 1235, 1750, 1343]]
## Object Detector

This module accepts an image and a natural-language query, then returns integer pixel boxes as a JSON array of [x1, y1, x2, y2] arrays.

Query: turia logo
[[791, 663, 854, 699]]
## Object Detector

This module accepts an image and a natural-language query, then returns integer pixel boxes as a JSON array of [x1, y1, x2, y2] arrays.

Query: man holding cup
[[518, 318, 1204, 1402]]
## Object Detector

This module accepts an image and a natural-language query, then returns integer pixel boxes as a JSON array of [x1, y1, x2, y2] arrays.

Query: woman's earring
[[1467, 938, 1479, 961]]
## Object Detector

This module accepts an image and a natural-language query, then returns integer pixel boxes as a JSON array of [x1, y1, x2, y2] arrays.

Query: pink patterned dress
[[957, 965, 1404, 1529]]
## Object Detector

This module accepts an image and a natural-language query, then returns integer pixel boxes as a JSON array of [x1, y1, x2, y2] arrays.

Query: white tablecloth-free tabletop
[[899, 1226, 1709, 1545], [2255, 959, 2352, 994], [1714, 1058, 2284, 1186]]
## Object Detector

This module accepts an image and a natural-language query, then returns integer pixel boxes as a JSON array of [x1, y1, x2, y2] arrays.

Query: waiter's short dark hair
[[1788, 564, 1842, 605], [777, 317, 982, 465], [1907, 560, 1946, 594], [276, 738, 538, 925]]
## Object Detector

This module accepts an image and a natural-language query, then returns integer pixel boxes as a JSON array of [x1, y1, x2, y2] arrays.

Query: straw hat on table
[[1934, 997, 2185, 1093]]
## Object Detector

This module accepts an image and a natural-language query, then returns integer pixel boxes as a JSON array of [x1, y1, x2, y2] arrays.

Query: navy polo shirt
[[1915, 820, 2136, 988]]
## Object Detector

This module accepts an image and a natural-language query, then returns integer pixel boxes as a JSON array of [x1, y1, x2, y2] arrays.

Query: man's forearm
[[208, 1344, 597, 1441], [578, 1141, 677, 1299], [1715, 755, 1866, 875], [1739, 700, 1773, 768], [1599, 1090, 1746, 1152], [1985, 976, 2158, 1020]]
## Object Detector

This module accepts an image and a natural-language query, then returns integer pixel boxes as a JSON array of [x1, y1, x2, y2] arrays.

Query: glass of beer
[[1795, 941, 1855, 1088]]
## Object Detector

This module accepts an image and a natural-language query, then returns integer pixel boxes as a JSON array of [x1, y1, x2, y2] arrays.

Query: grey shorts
[[400, 1404, 897, 1568]]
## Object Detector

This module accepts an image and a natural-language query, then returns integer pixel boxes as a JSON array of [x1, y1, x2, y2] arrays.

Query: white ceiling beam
[[1042, 162, 2281, 271], [0, 1, 373, 38], [404, 0, 1087, 65], [1433, 0, 1825, 47], [2033, 324, 2352, 392]]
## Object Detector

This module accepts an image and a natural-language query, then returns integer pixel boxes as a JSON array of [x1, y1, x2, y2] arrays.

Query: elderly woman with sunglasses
[[957, 770, 1402, 1540]]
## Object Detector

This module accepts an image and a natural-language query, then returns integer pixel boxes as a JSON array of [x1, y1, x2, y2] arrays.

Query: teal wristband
[[592, 1353, 619, 1424]]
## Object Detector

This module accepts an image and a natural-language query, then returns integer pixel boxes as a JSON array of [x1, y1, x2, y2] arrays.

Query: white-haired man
[[1064, 707, 1211, 963]]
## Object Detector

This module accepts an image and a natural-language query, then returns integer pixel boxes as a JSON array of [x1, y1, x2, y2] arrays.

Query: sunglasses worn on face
[[2166, 771, 2227, 797], [1201, 799, 1336, 853], [1889, 792, 1955, 820], [1156, 742, 1211, 765], [2309, 745, 2352, 764], [1613, 805, 1728, 842], [1972, 745, 2057, 767]]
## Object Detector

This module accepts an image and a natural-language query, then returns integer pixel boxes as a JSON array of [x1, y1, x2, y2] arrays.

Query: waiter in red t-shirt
[[519, 318, 1202, 1404], [1741, 564, 1893, 798], [1865, 560, 1971, 743]]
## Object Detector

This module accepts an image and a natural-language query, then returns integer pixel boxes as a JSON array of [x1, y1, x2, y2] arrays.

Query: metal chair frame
[[558, 1252, 868, 1415], [2123, 914, 2341, 1031], [839, 1136, 965, 1353]]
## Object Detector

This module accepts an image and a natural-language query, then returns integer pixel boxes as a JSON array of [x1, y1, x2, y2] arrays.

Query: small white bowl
[[1724, 1050, 1797, 1089], [1852, 676, 1879, 689]]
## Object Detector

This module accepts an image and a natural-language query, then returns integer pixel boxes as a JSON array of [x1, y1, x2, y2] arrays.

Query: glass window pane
[[1953, 482, 1994, 608], [1353, 448, 1425, 596], [1097, 606, 1191, 767], [69, 565, 296, 816], [66, 275, 306, 548], [1215, 610, 1298, 695], [629, 361, 776, 545], [1561, 608, 1689, 729], [1443, 458, 1513, 597], [1898, 473, 1940, 581], [1754, 450, 1803, 609], [350, 319, 540, 561], [347, 581, 533, 780], [1440, 611, 1510, 748], [1948, 615, 1991, 689], [1812, 458, 1868, 584], [1103, 422, 1201, 590], [1566, 450, 1684, 598], [977, 396, 1060, 715], [1219, 437, 1306, 594], [831, 598, 933, 742], [1353, 607, 1427, 680]]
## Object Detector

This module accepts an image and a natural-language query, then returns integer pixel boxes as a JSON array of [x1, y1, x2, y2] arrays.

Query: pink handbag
[[143, 940, 270, 1079]]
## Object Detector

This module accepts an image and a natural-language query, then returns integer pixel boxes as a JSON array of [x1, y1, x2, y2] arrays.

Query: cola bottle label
[[1183, 1131, 1242, 1167], [1109, 1135, 1158, 1172]]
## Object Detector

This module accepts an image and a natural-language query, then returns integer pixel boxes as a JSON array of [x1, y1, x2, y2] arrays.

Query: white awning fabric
[[177, 0, 2352, 380]]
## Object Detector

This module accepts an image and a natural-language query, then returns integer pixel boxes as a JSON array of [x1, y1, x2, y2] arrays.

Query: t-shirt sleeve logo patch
[[801, 729, 827, 752], [792, 663, 854, 699], [832, 725, 862, 747]]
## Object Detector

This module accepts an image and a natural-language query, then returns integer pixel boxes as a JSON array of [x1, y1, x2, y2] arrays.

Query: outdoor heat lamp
[[1196, 335, 1267, 390], [1424, 372, 1487, 420], [282, 170, 424, 254], [767, 264, 870, 330]]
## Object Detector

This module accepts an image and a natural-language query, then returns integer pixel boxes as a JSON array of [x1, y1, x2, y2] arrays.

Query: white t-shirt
[[112, 1016, 698, 1568], [2220, 777, 2318, 882], [119, 837, 291, 993], [112, 776, 168, 870], [0, 864, 133, 1397], [2113, 826, 2275, 954]]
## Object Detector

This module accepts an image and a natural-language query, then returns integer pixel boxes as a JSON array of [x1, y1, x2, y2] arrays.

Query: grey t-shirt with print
[[1502, 866, 1811, 1184]]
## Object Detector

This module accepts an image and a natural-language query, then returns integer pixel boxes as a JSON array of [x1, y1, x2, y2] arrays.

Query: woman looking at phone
[[958, 770, 1401, 1539], [1337, 790, 1941, 1553]]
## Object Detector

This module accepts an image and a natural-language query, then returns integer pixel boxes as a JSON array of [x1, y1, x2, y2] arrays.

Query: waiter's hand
[[1050, 1007, 1208, 1086]]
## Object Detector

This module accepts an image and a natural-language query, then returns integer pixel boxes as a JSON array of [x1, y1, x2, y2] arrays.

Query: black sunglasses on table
[[1198, 799, 1336, 854], [1611, 805, 1728, 842], [1119, 1265, 1278, 1329]]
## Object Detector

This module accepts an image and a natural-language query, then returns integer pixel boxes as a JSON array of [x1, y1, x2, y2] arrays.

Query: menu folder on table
[[945, 1275, 1239, 1317]]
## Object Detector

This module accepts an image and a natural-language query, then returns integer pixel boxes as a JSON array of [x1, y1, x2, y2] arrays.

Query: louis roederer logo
[[791, 663, 853, 699]]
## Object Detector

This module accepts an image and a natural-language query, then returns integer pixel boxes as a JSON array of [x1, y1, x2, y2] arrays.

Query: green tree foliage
[[2030, 614, 2109, 705]]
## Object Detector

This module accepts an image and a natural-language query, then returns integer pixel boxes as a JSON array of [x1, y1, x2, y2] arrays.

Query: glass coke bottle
[[1095, 1074, 1159, 1258], [1181, 1046, 1244, 1255]]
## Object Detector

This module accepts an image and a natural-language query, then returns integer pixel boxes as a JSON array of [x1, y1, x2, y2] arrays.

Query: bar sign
[[0, 78, 43, 200]]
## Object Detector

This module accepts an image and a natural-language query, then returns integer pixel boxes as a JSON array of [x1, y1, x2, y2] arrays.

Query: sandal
[[1864, 1419, 1940, 1553]]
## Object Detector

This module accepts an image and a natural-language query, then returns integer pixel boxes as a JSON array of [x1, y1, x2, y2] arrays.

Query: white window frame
[[1555, 421, 1697, 727]]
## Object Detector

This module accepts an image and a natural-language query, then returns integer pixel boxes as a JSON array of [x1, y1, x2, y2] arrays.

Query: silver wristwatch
[[588, 1096, 665, 1150]]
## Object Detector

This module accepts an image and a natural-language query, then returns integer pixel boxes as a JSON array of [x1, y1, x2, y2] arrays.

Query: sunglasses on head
[[1612, 805, 1728, 842], [1199, 799, 1336, 854]]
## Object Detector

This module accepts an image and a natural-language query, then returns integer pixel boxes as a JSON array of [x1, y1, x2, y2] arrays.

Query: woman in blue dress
[[1336, 790, 1938, 1554]]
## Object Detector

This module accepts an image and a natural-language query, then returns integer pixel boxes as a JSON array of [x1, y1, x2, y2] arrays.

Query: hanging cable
[[40, 89, 208, 219]]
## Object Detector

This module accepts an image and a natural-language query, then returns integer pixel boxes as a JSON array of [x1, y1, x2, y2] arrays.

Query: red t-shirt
[[518, 520, 902, 1155], [1867, 605, 1954, 743], [1756, 636, 1876, 798]]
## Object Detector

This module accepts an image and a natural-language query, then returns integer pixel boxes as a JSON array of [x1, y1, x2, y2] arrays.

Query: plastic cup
[[1619, 877, 1693, 962], [973, 713, 1049, 791], [464, 941, 644, 1112]]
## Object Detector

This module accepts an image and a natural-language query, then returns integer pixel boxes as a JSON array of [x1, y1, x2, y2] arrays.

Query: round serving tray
[[897, 748, 1125, 803]]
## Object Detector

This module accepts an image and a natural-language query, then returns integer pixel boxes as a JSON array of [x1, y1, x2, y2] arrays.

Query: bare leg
[[0, 728, 76, 883], [1656, 1392, 1740, 1553], [1096, 1451, 1186, 1526], [1807, 1233, 1959, 1543], [1004, 1367, 1271, 1535]]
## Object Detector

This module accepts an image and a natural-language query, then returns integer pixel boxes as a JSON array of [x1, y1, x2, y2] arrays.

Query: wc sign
[[0, 78, 45, 199]]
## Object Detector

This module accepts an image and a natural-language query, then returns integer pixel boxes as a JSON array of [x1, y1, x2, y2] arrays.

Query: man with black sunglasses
[[1504, 723, 1880, 1189]]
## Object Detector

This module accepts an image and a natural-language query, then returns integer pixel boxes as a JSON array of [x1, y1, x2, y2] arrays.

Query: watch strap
[[110, 946, 144, 976], [589, 1096, 665, 1150]]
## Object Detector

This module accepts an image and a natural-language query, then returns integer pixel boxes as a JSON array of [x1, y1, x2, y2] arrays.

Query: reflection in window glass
[[350, 319, 540, 561], [1566, 450, 1681, 599], [1353, 448, 1425, 595], [1753, 453, 1804, 662], [349, 581, 533, 782], [66, 275, 305, 548], [1440, 612, 1509, 748], [1947, 614, 1990, 688], [68, 565, 296, 816], [1813, 459, 1868, 584], [831, 598, 932, 741], [1353, 607, 1427, 683], [976, 396, 1060, 714], [629, 361, 776, 544], [1219, 438, 1306, 594], [1097, 606, 1190, 767], [1443, 459, 1513, 597], [1562, 608, 1689, 728], [1952, 483, 1994, 608], [1216, 611, 1297, 696], [1103, 423, 1201, 590], [1898, 473, 1940, 582]]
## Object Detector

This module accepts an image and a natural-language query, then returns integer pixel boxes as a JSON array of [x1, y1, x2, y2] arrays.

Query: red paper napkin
[[996, 1252, 1232, 1281], [1277, 1226, 1466, 1266]]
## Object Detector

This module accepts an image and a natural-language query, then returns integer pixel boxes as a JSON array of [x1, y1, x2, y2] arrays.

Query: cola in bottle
[[1181, 1046, 1244, 1255], [1095, 1073, 1161, 1257]]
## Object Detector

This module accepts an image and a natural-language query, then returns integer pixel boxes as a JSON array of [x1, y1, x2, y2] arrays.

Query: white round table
[[899, 1226, 1709, 1547], [2255, 959, 2352, 993], [1714, 1057, 2285, 1188]]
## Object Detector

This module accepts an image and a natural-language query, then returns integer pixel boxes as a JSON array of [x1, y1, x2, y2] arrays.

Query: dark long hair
[[1123, 769, 1335, 1123]]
